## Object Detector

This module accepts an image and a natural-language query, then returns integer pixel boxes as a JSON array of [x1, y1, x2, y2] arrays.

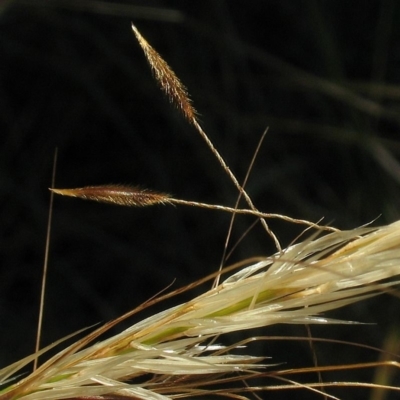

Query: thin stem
[[215, 128, 269, 288], [34, 148, 58, 371], [169, 197, 338, 232]]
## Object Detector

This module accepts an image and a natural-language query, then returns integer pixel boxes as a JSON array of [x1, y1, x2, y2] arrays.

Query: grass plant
[[1, 24, 400, 399]]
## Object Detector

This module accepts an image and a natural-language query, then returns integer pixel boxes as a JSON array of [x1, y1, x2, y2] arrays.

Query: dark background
[[1, 1, 400, 398]]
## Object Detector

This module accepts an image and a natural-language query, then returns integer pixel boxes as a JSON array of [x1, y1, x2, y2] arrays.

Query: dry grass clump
[[2, 221, 400, 399]]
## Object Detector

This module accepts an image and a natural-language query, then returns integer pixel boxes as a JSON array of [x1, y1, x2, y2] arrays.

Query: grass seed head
[[51, 186, 172, 207], [2, 222, 400, 399]]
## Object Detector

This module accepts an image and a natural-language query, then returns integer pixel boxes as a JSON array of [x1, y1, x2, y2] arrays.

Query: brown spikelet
[[131, 25, 281, 250], [51, 185, 172, 207], [131, 24, 196, 122]]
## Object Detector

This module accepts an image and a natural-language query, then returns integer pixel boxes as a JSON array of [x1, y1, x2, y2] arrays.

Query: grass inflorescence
[[1, 23, 400, 400]]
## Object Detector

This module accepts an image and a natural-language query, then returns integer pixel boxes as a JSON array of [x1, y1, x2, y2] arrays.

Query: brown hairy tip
[[131, 24, 196, 122], [51, 185, 172, 207]]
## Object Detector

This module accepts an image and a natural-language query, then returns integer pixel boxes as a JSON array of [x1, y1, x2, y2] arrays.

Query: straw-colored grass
[[2, 220, 400, 399], [1, 24, 400, 400]]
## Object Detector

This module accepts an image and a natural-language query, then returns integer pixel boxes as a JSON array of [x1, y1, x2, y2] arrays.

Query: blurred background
[[1, 1, 400, 398]]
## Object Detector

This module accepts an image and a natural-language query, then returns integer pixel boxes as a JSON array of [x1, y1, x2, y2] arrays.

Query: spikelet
[[131, 24, 283, 250], [51, 185, 172, 207], [132, 24, 196, 122], [51, 185, 338, 233]]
